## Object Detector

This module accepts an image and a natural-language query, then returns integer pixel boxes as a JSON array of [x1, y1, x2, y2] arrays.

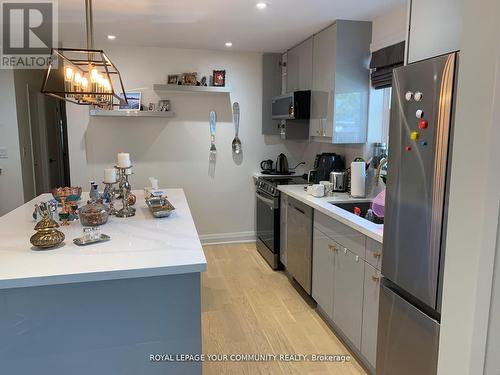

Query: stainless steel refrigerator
[[376, 52, 457, 375]]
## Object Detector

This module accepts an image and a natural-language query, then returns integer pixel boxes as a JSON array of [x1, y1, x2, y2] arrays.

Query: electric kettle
[[275, 153, 289, 174]]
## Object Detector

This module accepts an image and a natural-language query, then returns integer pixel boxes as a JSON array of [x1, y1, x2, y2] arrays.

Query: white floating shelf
[[89, 109, 175, 118], [153, 84, 231, 94]]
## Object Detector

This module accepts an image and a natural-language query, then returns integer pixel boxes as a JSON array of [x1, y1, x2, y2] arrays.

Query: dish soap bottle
[[365, 208, 374, 222]]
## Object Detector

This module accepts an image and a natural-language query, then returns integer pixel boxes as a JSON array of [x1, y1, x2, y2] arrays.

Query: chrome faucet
[[375, 158, 387, 186]]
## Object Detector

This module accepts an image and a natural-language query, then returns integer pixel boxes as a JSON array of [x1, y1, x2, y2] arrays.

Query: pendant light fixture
[[41, 0, 127, 108]]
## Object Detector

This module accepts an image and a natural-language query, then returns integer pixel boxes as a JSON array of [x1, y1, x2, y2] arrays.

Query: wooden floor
[[201, 243, 367, 375]]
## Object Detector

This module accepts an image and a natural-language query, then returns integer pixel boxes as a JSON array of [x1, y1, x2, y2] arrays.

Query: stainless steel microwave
[[271, 90, 311, 120]]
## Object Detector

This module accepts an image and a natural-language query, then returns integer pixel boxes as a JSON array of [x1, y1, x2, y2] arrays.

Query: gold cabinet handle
[[372, 276, 380, 282], [328, 244, 337, 252], [373, 252, 382, 258]]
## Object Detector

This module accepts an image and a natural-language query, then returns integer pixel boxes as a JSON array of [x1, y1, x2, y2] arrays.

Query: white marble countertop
[[0, 189, 207, 289], [278, 185, 383, 243]]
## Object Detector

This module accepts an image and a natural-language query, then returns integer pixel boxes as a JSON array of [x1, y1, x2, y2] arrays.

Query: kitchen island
[[0, 189, 206, 375]]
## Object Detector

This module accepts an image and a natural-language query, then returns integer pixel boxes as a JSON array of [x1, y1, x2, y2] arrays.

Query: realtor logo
[[1, 0, 58, 69]]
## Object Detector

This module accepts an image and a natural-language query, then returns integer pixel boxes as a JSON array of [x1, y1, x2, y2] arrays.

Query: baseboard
[[199, 231, 256, 245]]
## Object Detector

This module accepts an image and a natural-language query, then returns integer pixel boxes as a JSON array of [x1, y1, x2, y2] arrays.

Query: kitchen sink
[[330, 201, 384, 225]]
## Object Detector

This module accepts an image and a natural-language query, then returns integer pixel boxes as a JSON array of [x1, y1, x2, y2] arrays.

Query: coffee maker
[[308, 153, 345, 184]]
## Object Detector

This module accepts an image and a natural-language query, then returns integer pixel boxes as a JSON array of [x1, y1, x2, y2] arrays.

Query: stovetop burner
[[257, 175, 308, 197]]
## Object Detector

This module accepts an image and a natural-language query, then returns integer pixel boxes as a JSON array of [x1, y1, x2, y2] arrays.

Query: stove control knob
[[414, 91, 423, 101], [416, 109, 424, 119], [405, 91, 413, 101]]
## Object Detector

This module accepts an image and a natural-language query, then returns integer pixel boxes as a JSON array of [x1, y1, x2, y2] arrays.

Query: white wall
[[370, 3, 407, 52], [437, 0, 500, 373], [0, 71, 24, 216]]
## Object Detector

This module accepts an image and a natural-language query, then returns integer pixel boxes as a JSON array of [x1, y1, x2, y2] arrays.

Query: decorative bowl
[[51, 186, 82, 203], [79, 202, 109, 226]]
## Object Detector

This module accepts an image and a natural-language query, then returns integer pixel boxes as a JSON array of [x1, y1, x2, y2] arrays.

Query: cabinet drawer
[[365, 237, 383, 270], [314, 211, 366, 258]]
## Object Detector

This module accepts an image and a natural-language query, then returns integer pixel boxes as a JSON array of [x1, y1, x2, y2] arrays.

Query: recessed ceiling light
[[225, 42, 233, 47], [107, 35, 116, 40], [256, 2, 268, 9]]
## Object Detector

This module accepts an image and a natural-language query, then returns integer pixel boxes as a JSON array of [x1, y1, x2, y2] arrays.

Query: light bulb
[[74, 72, 82, 85], [81, 77, 89, 90], [90, 68, 99, 82], [65, 67, 74, 81]]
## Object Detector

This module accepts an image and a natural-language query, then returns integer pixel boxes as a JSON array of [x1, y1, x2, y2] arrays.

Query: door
[[333, 246, 364, 349], [312, 228, 334, 319], [280, 194, 288, 266], [311, 24, 335, 139], [361, 262, 381, 368], [256, 190, 279, 252], [286, 197, 313, 294], [376, 282, 440, 375], [286, 37, 313, 92], [383, 53, 456, 308], [27, 85, 70, 195]]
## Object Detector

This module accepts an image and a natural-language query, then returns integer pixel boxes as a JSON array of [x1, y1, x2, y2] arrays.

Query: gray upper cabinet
[[407, 0, 464, 64], [312, 228, 335, 319], [286, 37, 313, 92], [361, 262, 381, 370], [262, 53, 282, 135], [333, 246, 364, 350], [310, 20, 372, 144]]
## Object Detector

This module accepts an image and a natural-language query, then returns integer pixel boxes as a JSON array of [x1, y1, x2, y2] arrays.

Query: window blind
[[370, 41, 405, 89]]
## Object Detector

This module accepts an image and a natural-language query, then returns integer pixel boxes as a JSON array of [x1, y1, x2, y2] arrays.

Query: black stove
[[256, 175, 308, 197], [255, 175, 308, 270]]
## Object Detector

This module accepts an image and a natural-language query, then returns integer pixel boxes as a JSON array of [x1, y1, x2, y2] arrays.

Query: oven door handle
[[256, 191, 276, 210]]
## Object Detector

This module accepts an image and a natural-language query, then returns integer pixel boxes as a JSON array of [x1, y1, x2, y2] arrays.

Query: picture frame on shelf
[[213, 70, 226, 87], [158, 100, 171, 112], [182, 72, 197, 86], [148, 103, 156, 111], [117, 92, 141, 110], [167, 74, 179, 85]]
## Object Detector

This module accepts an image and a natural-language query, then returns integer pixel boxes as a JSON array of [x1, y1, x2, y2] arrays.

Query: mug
[[307, 184, 325, 197], [320, 181, 333, 196], [260, 159, 273, 171]]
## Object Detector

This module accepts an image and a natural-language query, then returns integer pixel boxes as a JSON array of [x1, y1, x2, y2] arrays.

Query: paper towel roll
[[350, 161, 366, 197]]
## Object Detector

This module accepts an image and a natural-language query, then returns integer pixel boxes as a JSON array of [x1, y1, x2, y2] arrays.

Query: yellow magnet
[[410, 131, 420, 141]]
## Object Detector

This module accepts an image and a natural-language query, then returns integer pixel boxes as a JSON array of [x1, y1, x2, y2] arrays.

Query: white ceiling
[[59, 0, 405, 52]]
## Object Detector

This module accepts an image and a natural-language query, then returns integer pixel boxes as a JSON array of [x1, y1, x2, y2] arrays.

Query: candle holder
[[114, 165, 136, 218], [102, 181, 119, 215]]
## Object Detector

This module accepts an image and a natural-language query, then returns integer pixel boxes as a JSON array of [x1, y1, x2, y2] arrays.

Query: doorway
[[14, 69, 71, 200]]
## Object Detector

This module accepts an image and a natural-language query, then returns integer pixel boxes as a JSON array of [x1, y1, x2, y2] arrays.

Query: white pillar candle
[[117, 152, 131, 168], [104, 168, 116, 183]]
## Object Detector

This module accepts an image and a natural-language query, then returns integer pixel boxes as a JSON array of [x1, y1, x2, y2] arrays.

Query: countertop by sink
[[278, 185, 383, 243]]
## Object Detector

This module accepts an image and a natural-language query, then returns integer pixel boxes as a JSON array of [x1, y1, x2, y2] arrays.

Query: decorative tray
[[73, 234, 111, 246], [145, 196, 175, 218]]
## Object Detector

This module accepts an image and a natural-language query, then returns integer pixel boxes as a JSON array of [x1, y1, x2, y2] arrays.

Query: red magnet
[[405, 146, 412, 151]]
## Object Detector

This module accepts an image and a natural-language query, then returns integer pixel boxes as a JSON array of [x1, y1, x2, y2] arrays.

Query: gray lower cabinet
[[361, 262, 381, 369], [310, 208, 382, 373], [333, 246, 364, 350], [312, 228, 335, 319]]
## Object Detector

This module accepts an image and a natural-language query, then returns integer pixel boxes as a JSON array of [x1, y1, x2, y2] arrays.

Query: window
[[368, 86, 391, 144]]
